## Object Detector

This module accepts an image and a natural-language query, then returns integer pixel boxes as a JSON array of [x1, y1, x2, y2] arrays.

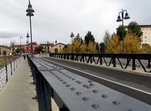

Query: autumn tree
[[75, 33, 83, 44], [105, 35, 121, 53], [63, 44, 72, 53], [87, 41, 97, 53], [140, 44, 151, 53], [80, 42, 87, 53], [73, 39, 81, 53], [102, 30, 111, 53], [103, 30, 111, 46], [62, 32, 98, 53], [84, 31, 95, 46], [124, 33, 141, 53]]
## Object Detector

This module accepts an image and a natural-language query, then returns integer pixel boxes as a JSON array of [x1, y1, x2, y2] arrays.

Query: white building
[[140, 25, 151, 46]]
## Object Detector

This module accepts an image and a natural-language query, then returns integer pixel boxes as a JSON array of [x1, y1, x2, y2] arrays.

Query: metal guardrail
[[49, 53, 151, 72], [0, 57, 22, 90], [28, 57, 151, 111]]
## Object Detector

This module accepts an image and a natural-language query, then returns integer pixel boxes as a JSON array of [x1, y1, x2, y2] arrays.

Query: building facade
[[0, 45, 11, 55], [39, 43, 54, 53], [50, 43, 65, 53], [140, 25, 151, 46], [23, 42, 39, 53]]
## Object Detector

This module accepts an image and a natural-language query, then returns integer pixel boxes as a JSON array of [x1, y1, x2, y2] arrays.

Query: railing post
[[13, 60, 15, 71], [71, 54, 74, 60], [112, 55, 116, 67], [147, 59, 151, 68], [90, 56, 93, 64], [67, 54, 69, 60], [99, 56, 102, 65], [10, 61, 13, 75], [5, 64, 8, 82], [132, 57, 136, 70]]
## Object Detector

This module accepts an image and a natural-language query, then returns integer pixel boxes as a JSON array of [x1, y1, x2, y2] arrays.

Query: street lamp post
[[116, 9, 130, 53], [70, 32, 74, 53], [26, 0, 34, 56]]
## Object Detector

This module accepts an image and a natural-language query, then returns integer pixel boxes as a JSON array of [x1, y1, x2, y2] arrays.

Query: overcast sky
[[0, 0, 151, 45]]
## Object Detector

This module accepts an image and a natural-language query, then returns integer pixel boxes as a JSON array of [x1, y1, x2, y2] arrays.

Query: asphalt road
[[41, 57, 151, 105]]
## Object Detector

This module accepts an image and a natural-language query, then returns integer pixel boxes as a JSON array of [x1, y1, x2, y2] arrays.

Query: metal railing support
[[5, 64, 8, 82], [49, 53, 151, 72]]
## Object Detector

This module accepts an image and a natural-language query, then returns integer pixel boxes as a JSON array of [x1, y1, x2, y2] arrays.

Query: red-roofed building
[[13, 42, 39, 54], [23, 42, 39, 53]]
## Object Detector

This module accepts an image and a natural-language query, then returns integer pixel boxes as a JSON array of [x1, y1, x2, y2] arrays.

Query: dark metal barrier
[[28, 56, 151, 111], [49, 53, 151, 72]]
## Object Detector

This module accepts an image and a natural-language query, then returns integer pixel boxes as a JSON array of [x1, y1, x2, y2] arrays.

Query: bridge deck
[[0, 58, 38, 111]]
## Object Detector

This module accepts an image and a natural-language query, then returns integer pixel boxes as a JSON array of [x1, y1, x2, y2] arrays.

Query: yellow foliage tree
[[73, 39, 81, 53], [80, 42, 87, 53], [105, 33, 142, 54], [105, 35, 121, 53], [87, 41, 97, 53], [62, 44, 72, 53], [140, 44, 151, 53], [124, 33, 141, 53]]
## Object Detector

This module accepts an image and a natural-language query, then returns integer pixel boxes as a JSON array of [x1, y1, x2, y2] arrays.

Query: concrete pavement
[[0, 58, 38, 111]]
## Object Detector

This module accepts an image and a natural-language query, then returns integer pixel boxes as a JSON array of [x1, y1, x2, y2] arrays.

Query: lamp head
[[70, 32, 74, 38], [26, 0, 34, 16], [116, 15, 122, 22], [124, 12, 130, 19], [26, 32, 30, 38]]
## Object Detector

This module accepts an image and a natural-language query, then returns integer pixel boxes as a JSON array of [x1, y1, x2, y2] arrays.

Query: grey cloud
[[0, 32, 21, 38]]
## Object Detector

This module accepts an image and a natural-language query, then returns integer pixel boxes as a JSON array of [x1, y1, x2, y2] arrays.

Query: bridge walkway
[[0, 58, 38, 111]]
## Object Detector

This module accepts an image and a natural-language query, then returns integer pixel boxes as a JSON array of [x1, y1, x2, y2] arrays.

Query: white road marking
[[47, 59, 151, 96]]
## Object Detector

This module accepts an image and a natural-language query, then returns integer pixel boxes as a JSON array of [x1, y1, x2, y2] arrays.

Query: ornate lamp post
[[70, 32, 74, 53], [26, 0, 34, 55], [116, 9, 130, 53]]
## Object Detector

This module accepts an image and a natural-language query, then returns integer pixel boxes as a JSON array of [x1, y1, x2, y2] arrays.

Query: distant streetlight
[[26, 0, 34, 55], [70, 32, 74, 53], [20, 36, 23, 53], [116, 9, 130, 53], [26, 32, 30, 44]]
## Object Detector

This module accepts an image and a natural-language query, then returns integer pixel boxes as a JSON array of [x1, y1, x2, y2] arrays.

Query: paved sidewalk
[[0, 58, 38, 111]]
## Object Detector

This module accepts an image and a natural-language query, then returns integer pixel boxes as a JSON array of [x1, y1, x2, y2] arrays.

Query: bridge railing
[[0, 57, 22, 90], [28, 56, 151, 111], [49, 53, 151, 72]]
